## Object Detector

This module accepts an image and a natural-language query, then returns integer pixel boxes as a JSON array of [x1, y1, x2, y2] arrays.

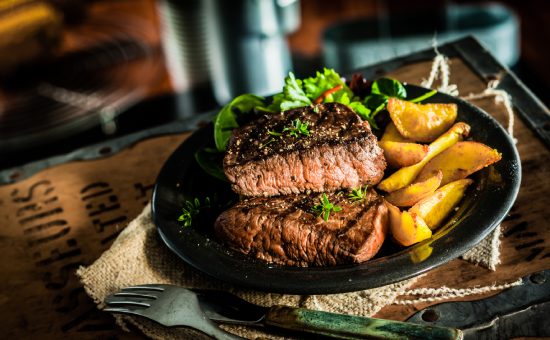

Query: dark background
[[0, 0, 548, 170]]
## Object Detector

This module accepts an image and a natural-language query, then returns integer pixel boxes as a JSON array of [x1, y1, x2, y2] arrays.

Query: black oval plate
[[152, 85, 521, 294]]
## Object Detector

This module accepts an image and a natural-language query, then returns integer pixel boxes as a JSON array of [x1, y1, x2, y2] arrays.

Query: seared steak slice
[[214, 189, 388, 266], [224, 103, 386, 197]]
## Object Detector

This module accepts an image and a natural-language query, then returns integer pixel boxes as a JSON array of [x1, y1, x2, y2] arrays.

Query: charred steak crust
[[214, 189, 389, 266], [223, 103, 386, 197]]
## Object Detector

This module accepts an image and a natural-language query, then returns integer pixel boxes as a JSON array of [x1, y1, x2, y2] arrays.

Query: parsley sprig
[[178, 197, 212, 227], [348, 186, 368, 201], [262, 119, 310, 148], [283, 119, 310, 137], [312, 193, 342, 221]]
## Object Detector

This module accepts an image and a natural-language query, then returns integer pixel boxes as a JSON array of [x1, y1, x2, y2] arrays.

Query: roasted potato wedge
[[410, 178, 473, 230], [386, 201, 432, 246], [378, 122, 470, 192], [379, 140, 429, 168], [387, 97, 457, 143], [381, 122, 412, 142], [385, 170, 443, 207], [414, 141, 502, 186]]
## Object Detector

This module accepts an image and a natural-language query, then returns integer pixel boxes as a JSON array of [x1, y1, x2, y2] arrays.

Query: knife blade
[[407, 270, 550, 339]]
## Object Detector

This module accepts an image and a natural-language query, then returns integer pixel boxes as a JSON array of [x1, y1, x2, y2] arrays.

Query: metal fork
[[105, 284, 242, 339], [104, 284, 463, 340]]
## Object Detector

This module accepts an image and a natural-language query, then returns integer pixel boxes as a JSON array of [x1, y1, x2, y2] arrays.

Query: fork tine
[[113, 292, 159, 299], [103, 306, 145, 315], [105, 295, 152, 308], [122, 284, 167, 291]]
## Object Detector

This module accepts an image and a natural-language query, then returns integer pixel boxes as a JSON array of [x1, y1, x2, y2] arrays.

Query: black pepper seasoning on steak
[[223, 103, 386, 197], [214, 189, 388, 266]]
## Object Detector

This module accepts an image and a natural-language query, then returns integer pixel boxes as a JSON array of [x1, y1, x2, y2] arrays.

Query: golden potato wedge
[[410, 178, 473, 230], [386, 201, 432, 247], [385, 170, 442, 207], [410, 243, 433, 263], [381, 122, 412, 142], [378, 122, 470, 192], [387, 97, 457, 143], [414, 141, 502, 186], [379, 140, 429, 168]]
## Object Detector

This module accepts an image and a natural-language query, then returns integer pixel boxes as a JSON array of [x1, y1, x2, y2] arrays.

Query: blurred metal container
[[157, 0, 216, 117], [323, 3, 520, 73], [209, 0, 300, 104], [158, 0, 300, 116]]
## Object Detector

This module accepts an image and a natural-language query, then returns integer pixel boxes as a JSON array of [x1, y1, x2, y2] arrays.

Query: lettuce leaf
[[267, 72, 311, 112], [303, 68, 353, 102]]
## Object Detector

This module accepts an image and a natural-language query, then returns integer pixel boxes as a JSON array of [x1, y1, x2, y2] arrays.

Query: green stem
[[409, 89, 438, 103]]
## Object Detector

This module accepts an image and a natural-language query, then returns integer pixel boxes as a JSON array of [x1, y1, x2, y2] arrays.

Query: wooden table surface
[[1, 2, 550, 339]]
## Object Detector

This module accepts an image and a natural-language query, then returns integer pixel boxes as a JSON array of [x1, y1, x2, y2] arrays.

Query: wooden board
[[0, 58, 549, 339]]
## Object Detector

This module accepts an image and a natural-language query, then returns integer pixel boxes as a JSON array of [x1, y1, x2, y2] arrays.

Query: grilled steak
[[223, 103, 386, 197], [214, 189, 388, 266]]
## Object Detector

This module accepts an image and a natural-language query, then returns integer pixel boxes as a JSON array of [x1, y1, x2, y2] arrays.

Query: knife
[[406, 270, 550, 339]]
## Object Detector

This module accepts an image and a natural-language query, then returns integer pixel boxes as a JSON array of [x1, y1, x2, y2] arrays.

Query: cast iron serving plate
[[152, 85, 521, 294]]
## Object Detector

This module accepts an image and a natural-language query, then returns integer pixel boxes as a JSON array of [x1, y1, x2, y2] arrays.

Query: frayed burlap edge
[[77, 204, 420, 340]]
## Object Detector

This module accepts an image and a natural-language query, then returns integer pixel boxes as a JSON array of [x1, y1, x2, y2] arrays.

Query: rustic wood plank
[[0, 134, 188, 339]]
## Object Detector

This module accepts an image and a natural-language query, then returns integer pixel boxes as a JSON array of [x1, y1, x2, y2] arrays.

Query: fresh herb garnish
[[312, 193, 342, 221], [261, 138, 277, 148], [178, 197, 212, 227], [263, 120, 310, 147], [348, 186, 368, 201], [283, 119, 310, 137], [267, 130, 283, 137]]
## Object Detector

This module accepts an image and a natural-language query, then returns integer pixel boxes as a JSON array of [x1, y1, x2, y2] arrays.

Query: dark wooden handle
[[264, 305, 463, 340]]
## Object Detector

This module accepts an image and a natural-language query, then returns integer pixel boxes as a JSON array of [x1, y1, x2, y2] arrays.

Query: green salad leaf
[[194, 148, 227, 181], [267, 72, 311, 112], [214, 94, 265, 151], [303, 68, 353, 102], [348, 101, 375, 127], [371, 78, 407, 99], [362, 77, 429, 126]]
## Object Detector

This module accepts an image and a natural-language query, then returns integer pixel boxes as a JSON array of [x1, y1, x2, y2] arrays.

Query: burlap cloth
[[77, 53, 519, 339], [77, 204, 509, 340]]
